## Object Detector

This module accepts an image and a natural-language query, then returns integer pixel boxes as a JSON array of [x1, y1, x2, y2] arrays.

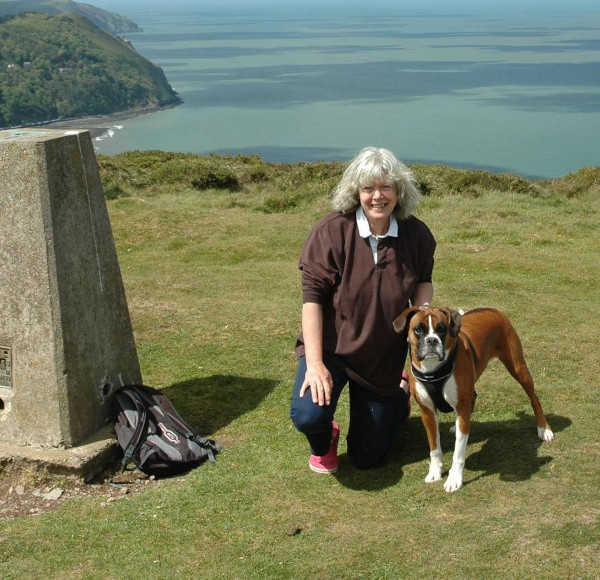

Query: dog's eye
[[413, 324, 426, 336], [437, 323, 447, 335]]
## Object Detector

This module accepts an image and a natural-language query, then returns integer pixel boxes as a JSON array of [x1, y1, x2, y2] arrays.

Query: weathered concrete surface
[[0, 129, 141, 449], [0, 424, 119, 482]]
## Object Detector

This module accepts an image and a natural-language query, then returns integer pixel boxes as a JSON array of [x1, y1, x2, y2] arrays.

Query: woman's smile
[[370, 201, 389, 209]]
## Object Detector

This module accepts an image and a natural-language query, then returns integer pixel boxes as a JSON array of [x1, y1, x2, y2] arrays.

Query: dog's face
[[393, 307, 462, 362]]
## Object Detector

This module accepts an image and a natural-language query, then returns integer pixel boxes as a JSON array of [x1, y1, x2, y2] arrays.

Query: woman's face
[[359, 180, 398, 233]]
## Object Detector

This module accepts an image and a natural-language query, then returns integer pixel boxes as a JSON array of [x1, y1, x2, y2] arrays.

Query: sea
[[87, 0, 600, 178]]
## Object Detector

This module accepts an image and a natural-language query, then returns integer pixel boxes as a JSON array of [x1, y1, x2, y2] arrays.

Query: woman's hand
[[300, 361, 333, 406]]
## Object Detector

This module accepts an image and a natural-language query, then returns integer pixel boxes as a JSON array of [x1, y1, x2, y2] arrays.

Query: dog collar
[[411, 347, 458, 413]]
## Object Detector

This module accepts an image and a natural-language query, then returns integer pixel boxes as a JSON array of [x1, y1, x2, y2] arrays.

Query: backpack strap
[[114, 386, 152, 470], [135, 446, 158, 472], [192, 434, 220, 464]]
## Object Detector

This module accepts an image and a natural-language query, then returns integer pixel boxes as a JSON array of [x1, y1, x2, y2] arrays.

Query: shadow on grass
[[460, 412, 571, 488], [164, 375, 278, 435], [334, 412, 570, 491], [333, 418, 424, 491]]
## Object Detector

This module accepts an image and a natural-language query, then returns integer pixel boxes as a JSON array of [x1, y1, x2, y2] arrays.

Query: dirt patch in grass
[[0, 463, 171, 521]]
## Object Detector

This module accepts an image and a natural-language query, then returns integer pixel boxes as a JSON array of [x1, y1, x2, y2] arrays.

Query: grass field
[[0, 154, 598, 579]]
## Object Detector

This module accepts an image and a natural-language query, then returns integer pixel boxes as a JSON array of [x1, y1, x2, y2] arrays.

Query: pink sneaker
[[309, 421, 339, 474]]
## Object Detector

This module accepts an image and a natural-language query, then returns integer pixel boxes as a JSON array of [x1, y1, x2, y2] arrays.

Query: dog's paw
[[538, 426, 554, 442], [443, 470, 463, 493], [425, 468, 443, 483], [426, 452, 443, 482]]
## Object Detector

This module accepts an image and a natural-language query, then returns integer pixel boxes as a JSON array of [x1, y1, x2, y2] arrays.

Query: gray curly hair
[[332, 147, 421, 221]]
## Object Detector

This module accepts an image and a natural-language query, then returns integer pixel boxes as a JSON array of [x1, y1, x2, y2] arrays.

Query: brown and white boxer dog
[[393, 306, 554, 492]]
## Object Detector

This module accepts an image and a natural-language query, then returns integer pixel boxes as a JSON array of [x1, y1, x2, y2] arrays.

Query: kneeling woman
[[290, 147, 436, 473]]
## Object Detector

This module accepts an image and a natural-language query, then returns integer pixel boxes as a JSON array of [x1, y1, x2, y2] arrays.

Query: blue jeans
[[290, 356, 408, 469]]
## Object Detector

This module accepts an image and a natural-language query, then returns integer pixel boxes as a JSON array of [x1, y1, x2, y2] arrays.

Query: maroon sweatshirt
[[296, 210, 436, 395]]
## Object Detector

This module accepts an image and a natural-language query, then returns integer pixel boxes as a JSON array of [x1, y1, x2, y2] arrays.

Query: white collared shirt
[[356, 207, 398, 264]]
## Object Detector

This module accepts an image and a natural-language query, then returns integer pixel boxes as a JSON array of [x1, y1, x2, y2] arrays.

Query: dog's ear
[[442, 308, 462, 337], [393, 307, 419, 334]]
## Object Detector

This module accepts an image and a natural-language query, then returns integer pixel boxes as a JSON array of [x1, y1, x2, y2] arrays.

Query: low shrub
[[542, 167, 600, 198], [103, 181, 128, 199], [257, 193, 300, 213], [412, 164, 538, 197], [191, 168, 241, 191]]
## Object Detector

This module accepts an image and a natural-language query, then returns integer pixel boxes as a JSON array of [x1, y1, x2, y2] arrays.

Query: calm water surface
[[91, 2, 600, 178]]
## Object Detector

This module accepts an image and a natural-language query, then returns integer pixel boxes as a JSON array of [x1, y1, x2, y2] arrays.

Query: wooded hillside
[[0, 12, 180, 127]]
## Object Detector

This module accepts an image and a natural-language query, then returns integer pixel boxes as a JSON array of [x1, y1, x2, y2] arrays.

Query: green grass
[[1, 155, 599, 579]]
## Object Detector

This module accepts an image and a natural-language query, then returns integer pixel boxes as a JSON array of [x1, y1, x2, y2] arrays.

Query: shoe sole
[[309, 461, 338, 474]]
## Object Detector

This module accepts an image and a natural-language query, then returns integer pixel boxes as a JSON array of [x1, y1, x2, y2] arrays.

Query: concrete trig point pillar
[[0, 129, 141, 451]]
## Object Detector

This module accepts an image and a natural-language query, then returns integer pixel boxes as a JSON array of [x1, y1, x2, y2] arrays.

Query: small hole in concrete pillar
[[0, 398, 5, 411], [97, 377, 115, 403]]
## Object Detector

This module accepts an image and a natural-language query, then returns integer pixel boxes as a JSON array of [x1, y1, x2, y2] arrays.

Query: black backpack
[[112, 384, 221, 477]]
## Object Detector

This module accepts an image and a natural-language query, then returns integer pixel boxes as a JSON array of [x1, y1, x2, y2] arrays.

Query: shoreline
[[22, 102, 180, 140]]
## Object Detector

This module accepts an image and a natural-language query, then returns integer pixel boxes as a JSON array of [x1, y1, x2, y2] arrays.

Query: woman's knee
[[290, 403, 332, 434], [290, 356, 343, 434]]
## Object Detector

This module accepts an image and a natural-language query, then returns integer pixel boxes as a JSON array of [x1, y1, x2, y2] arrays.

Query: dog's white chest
[[415, 375, 458, 411], [442, 375, 458, 408]]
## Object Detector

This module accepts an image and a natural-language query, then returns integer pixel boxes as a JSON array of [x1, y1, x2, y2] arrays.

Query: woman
[[290, 147, 435, 473]]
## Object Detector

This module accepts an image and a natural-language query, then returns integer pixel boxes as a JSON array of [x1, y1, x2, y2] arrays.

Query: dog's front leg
[[444, 408, 470, 492], [419, 405, 443, 482]]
